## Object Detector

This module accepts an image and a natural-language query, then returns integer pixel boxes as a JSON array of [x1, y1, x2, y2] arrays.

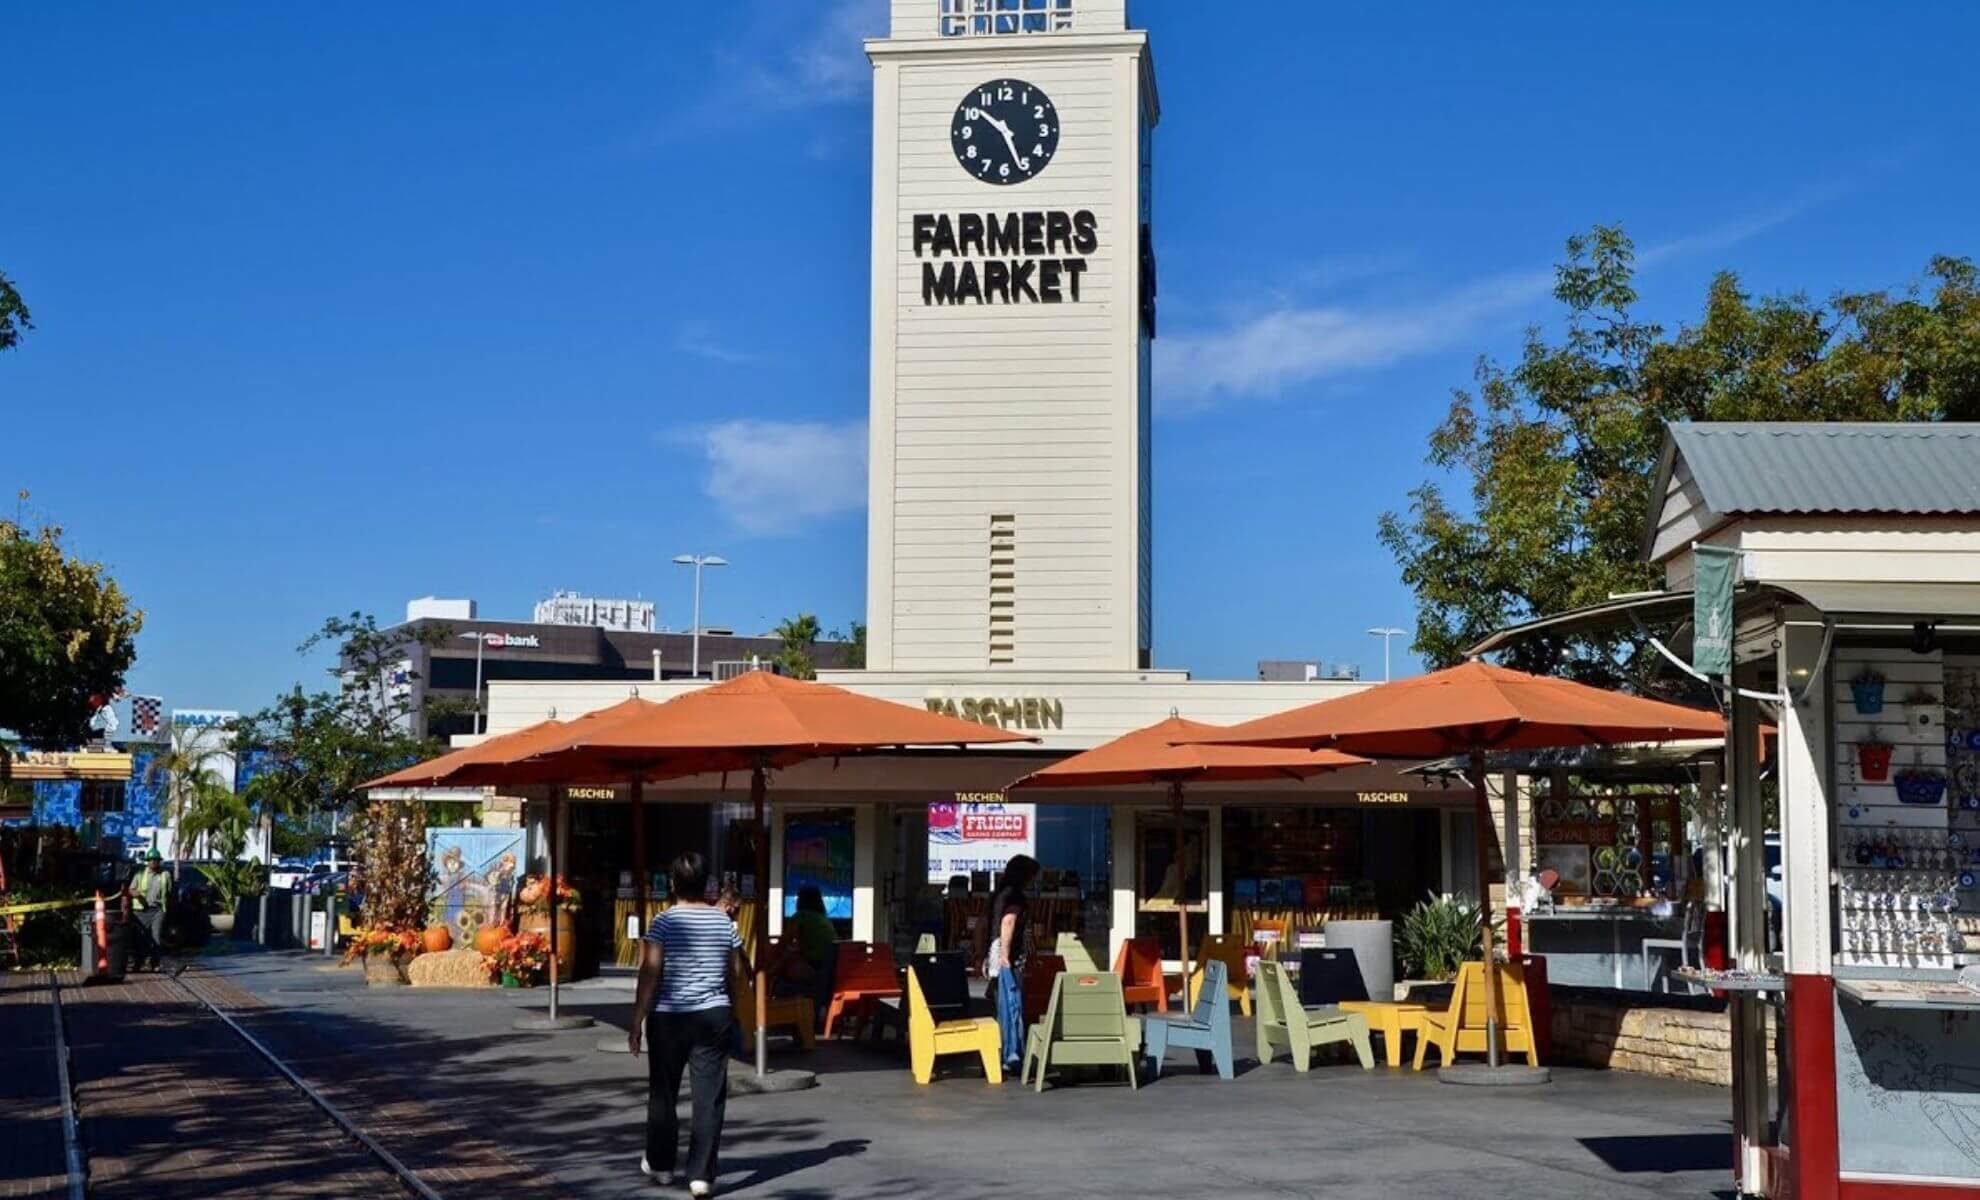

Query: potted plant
[[343, 926, 421, 984], [1850, 668, 1887, 715], [1397, 892, 1491, 982], [1894, 766, 1948, 806], [488, 930, 549, 987], [1857, 731, 1895, 782], [517, 875, 582, 981]]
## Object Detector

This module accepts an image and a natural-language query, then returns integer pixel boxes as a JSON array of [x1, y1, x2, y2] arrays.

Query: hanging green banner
[[1692, 544, 1737, 677]]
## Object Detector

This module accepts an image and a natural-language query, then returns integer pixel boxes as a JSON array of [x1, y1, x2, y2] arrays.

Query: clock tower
[[864, 0, 1158, 673]]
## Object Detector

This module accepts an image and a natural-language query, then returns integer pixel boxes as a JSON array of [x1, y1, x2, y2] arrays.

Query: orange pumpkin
[[423, 925, 453, 954], [474, 923, 508, 956]]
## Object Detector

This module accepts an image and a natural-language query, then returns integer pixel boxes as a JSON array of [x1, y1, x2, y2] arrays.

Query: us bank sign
[[924, 696, 1065, 731]]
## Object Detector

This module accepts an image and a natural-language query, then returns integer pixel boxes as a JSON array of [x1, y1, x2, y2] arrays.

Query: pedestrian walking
[[630, 852, 747, 1197], [128, 849, 172, 970], [986, 853, 1039, 1074]]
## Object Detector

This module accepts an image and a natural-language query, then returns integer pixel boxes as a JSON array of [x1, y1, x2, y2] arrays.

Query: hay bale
[[408, 948, 493, 987]]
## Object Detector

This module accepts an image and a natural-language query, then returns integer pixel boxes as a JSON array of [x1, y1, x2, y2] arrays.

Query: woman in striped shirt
[[630, 852, 748, 1197]]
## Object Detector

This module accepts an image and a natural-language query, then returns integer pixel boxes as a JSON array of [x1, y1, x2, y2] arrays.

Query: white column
[[1778, 619, 1833, 977], [767, 801, 785, 938], [1206, 805, 1224, 937], [853, 804, 879, 944], [1109, 804, 1136, 963]]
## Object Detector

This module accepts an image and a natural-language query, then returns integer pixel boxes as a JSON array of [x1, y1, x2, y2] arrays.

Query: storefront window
[[1135, 809, 1207, 959], [784, 809, 854, 936], [1221, 807, 1442, 944]]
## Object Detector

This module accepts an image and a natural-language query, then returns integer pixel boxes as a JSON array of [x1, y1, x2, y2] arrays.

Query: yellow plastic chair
[[734, 974, 816, 1054], [1186, 934, 1253, 1016], [1413, 961, 1540, 1069], [907, 959, 1002, 1085]]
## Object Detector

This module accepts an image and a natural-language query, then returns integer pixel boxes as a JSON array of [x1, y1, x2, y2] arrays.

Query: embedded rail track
[[44, 966, 445, 1200]]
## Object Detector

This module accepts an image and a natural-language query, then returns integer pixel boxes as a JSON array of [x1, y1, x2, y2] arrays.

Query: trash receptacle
[[78, 910, 132, 980]]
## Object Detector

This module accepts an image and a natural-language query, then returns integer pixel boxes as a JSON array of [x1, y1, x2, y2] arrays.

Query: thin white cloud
[[689, 419, 868, 535], [1156, 193, 1841, 416], [651, 0, 884, 143], [674, 321, 759, 365], [1155, 269, 1551, 416]]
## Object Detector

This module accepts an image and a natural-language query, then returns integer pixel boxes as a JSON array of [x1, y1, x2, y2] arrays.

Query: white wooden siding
[[867, 22, 1152, 672]]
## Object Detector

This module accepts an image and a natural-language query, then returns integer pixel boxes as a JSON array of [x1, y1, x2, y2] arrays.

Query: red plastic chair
[[1113, 936, 1171, 1012], [824, 942, 903, 1038], [1021, 953, 1066, 1026]]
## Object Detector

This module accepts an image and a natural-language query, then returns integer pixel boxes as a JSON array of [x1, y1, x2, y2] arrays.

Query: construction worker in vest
[[129, 849, 172, 969]]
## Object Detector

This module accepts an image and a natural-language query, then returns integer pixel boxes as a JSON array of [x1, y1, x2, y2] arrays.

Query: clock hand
[[980, 112, 1025, 165]]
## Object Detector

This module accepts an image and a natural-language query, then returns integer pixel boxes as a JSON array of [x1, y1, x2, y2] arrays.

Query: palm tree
[[772, 614, 822, 680], [144, 726, 231, 870]]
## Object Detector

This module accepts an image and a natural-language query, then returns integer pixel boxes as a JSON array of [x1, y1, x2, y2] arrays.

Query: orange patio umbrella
[[1009, 715, 1369, 985], [1191, 659, 1723, 1078], [496, 670, 1036, 1072], [365, 698, 668, 1031]]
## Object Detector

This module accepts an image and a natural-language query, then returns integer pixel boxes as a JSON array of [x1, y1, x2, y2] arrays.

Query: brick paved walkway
[[0, 973, 69, 1200], [61, 970, 405, 1199]]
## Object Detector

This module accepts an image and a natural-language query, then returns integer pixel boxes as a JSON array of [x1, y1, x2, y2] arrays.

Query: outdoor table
[[1336, 1000, 1426, 1068]]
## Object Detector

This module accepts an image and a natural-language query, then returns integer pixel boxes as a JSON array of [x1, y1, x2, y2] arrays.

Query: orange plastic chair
[[1021, 953, 1066, 1026], [1112, 936, 1172, 1012], [824, 942, 903, 1038]]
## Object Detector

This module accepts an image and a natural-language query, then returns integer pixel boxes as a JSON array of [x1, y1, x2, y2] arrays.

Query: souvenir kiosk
[[1645, 424, 1980, 1199]]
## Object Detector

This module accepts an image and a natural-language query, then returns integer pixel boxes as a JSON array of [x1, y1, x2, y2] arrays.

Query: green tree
[[828, 620, 867, 670], [0, 269, 32, 352], [143, 725, 234, 870], [1378, 227, 1980, 688], [0, 514, 144, 776], [234, 614, 453, 825], [773, 613, 822, 680]]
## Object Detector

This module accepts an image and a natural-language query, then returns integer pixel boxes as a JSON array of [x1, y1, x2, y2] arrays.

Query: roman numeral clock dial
[[951, 78, 1058, 185]]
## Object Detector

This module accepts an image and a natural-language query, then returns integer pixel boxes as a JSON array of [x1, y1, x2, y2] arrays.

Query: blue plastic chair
[[1141, 958, 1234, 1080]]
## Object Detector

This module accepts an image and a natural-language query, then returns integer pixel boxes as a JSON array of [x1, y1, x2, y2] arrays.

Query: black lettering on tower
[[1072, 210, 1098, 254], [1038, 259, 1062, 302], [922, 262, 959, 305], [958, 213, 985, 257], [955, 261, 983, 304], [1022, 211, 1045, 255], [913, 214, 936, 257], [1045, 210, 1073, 254], [987, 213, 1020, 255], [931, 214, 959, 257], [1011, 259, 1039, 302], [983, 259, 1010, 303], [1064, 258, 1087, 301]]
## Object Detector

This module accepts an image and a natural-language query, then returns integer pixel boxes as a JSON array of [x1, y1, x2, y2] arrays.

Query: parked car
[[267, 858, 313, 890]]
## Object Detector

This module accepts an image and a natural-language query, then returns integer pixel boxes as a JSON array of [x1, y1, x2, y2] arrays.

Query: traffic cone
[[93, 891, 110, 976]]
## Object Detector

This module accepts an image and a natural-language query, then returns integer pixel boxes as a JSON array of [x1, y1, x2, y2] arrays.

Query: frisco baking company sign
[[924, 696, 1065, 730]]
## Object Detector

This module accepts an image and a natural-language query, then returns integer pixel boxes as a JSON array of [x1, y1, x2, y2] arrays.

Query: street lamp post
[[458, 632, 486, 734], [672, 554, 729, 678], [1365, 626, 1407, 683]]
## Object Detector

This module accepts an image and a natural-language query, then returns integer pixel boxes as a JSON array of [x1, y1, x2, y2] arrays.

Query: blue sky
[[3, 1, 1975, 714]]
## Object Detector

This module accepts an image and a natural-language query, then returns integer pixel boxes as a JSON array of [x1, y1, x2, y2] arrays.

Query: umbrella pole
[[751, 763, 769, 1078], [548, 791, 561, 1024], [631, 775, 648, 937], [1468, 750, 1501, 1069], [1170, 781, 1192, 999]]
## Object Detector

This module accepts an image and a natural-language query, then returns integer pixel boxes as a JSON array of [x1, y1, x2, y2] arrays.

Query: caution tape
[[0, 897, 98, 917]]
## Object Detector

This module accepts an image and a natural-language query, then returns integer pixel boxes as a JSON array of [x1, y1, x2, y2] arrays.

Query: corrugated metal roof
[[1669, 422, 1980, 515]]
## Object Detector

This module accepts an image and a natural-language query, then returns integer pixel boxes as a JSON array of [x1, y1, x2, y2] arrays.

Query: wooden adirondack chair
[[914, 932, 938, 955], [1020, 971, 1139, 1092], [907, 956, 1002, 1084], [1254, 959, 1373, 1073], [1021, 953, 1066, 1026], [734, 971, 816, 1053], [824, 942, 903, 1038], [1055, 932, 1102, 973], [1186, 933, 1253, 1016], [908, 951, 971, 1024], [1112, 936, 1172, 1012], [1413, 961, 1541, 1069], [1142, 958, 1234, 1080]]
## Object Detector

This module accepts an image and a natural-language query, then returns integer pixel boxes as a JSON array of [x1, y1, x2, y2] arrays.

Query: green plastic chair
[[1055, 931, 1102, 973], [1254, 959, 1374, 1073], [914, 932, 938, 955], [1020, 970, 1139, 1092]]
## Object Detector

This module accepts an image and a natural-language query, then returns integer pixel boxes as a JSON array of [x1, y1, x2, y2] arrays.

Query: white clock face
[[951, 78, 1059, 185]]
